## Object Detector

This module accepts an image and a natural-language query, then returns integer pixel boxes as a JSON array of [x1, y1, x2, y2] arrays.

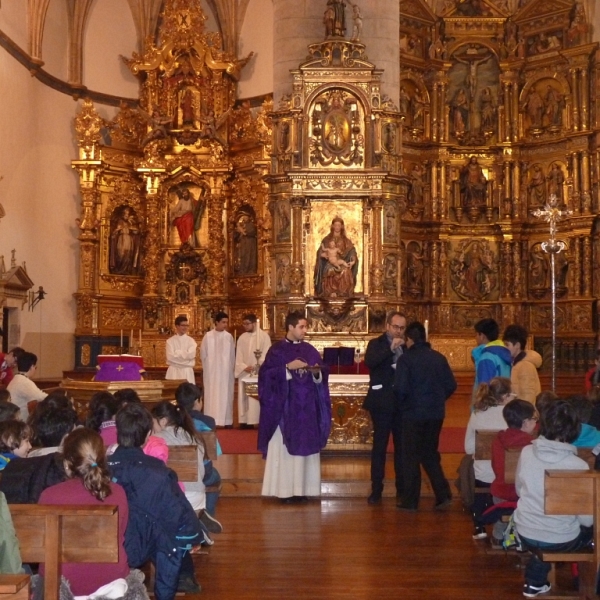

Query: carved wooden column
[[583, 236, 592, 297], [573, 236, 582, 298], [512, 162, 520, 219], [571, 152, 581, 213], [72, 100, 104, 334], [431, 82, 439, 143], [570, 68, 580, 132], [289, 196, 306, 298], [580, 68, 589, 131], [431, 162, 439, 220], [440, 83, 449, 143], [503, 82, 511, 142], [512, 241, 522, 300], [502, 161, 511, 218], [581, 150, 591, 214], [500, 242, 512, 300], [369, 196, 385, 298], [440, 240, 448, 300], [137, 168, 166, 297], [431, 242, 439, 299], [440, 162, 448, 219]]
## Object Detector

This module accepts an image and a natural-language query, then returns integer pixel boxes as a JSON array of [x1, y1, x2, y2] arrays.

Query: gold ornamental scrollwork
[[80, 344, 91, 367], [74, 99, 104, 159], [100, 275, 141, 291], [101, 308, 140, 329]]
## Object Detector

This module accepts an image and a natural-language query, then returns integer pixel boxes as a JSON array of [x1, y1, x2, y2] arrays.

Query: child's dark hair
[[474, 377, 511, 411], [567, 394, 593, 425], [0, 420, 30, 453], [535, 390, 558, 420], [503, 399, 535, 429], [175, 383, 203, 414], [31, 406, 78, 448], [0, 390, 10, 403], [86, 392, 121, 432], [116, 403, 152, 448], [113, 388, 141, 405], [0, 401, 19, 422], [39, 390, 72, 411], [151, 401, 202, 446], [62, 428, 112, 501], [539, 398, 581, 443], [16, 352, 37, 373], [474, 318, 499, 342]]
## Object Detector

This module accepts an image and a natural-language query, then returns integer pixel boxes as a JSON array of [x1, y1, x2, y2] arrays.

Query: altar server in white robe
[[201, 311, 235, 426], [165, 315, 197, 383], [235, 314, 272, 428]]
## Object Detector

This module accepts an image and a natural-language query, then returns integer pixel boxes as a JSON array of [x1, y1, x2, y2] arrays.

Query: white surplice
[[165, 333, 197, 383], [200, 329, 235, 426], [235, 329, 272, 425]]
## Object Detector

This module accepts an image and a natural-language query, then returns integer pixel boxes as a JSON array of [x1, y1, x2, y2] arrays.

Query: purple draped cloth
[[257, 338, 331, 458]]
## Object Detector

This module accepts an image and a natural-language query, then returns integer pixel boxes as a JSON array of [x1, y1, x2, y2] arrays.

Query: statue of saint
[[109, 207, 141, 275], [452, 88, 468, 135], [522, 88, 544, 129], [234, 212, 258, 275], [528, 165, 547, 206], [459, 156, 487, 207], [350, 4, 362, 41], [170, 187, 206, 247], [314, 217, 358, 298], [547, 163, 565, 203], [180, 89, 195, 127], [325, 0, 346, 37]]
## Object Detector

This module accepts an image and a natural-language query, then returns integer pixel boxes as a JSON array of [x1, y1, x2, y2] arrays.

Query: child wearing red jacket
[[489, 399, 537, 546]]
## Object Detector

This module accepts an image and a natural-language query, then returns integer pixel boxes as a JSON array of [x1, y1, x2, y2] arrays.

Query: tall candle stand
[[533, 194, 571, 392]]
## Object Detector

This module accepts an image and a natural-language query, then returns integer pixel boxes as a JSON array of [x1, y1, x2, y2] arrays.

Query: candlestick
[[256, 318, 260, 351], [130, 329, 133, 352]]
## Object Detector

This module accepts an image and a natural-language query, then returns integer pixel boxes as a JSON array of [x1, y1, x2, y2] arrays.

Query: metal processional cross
[[532, 194, 572, 391]]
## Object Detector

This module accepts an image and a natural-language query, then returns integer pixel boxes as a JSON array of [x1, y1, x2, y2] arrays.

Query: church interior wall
[[41, 0, 69, 82], [0, 2, 28, 52], [0, 48, 78, 378], [237, 0, 274, 99], [83, 0, 140, 97]]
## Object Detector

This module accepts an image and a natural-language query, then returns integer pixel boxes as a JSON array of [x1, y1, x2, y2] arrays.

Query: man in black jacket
[[394, 321, 457, 511], [363, 311, 406, 505]]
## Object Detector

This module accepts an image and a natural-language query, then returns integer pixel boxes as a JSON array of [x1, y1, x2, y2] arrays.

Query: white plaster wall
[[42, 0, 69, 81], [0, 51, 78, 378], [0, 0, 29, 51], [200, 0, 220, 37], [84, 0, 140, 97], [238, 0, 274, 98]]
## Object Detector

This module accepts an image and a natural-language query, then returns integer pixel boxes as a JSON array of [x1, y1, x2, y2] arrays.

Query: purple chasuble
[[258, 338, 331, 457]]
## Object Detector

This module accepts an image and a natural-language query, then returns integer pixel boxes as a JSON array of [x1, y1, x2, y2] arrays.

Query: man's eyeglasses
[[390, 324, 406, 330]]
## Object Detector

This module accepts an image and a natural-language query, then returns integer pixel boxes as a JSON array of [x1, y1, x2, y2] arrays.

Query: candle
[[234, 329, 237, 343], [120, 330, 123, 350], [256, 319, 260, 351], [139, 329, 142, 347], [424, 319, 429, 342], [130, 329, 133, 350]]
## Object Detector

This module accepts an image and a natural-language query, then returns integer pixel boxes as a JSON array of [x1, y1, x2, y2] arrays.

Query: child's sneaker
[[523, 582, 551, 598], [472, 526, 487, 539]]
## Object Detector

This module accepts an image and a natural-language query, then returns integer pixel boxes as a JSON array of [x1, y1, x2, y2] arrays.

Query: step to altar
[[218, 453, 463, 498]]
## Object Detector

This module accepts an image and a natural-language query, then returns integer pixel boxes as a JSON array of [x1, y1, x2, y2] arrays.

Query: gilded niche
[[309, 89, 364, 168]]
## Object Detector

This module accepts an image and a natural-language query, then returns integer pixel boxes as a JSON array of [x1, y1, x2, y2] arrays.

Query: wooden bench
[[0, 575, 30, 600], [8, 504, 119, 600], [541, 470, 600, 599], [167, 433, 221, 494], [473, 430, 501, 493]]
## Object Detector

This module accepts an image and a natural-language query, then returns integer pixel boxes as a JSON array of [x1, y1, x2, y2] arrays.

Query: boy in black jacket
[[107, 403, 202, 600], [394, 321, 457, 511]]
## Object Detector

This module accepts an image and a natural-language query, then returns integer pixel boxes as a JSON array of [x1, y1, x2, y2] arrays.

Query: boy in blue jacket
[[107, 402, 202, 600], [472, 318, 512, 400]]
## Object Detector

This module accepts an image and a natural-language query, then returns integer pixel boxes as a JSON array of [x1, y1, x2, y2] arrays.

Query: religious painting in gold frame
[[306, 200, 364, 297]]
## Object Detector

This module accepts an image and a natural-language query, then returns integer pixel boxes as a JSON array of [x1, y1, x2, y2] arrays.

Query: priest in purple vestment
[[258, 311, 331, 502]]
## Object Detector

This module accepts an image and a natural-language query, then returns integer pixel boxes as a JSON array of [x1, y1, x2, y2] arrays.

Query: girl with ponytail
[[38, 428, 130, 594], [151, 401, 222, 534]]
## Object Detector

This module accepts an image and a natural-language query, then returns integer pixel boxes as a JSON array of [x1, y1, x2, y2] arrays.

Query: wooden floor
[[191, 496, 532, 599]]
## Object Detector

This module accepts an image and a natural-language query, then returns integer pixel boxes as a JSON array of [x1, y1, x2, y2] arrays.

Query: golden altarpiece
[[70, 0, 600, 382]]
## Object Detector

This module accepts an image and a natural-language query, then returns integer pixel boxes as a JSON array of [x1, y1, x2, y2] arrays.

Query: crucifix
[[533, 194, 572, 391]]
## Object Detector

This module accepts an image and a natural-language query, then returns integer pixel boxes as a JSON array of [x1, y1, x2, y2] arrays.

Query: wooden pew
[[0, 575, 30, 600], [167, 435, 221, 494], [542, 470, 600, 599], [473, 430, 501, 493], [9, 504, 119, 600]]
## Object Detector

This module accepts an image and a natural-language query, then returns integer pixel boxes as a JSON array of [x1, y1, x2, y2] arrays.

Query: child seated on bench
[[0, 421, 31, 469], [38, 427, 130, 594], [514, 398, 592, 598], [107, 402, 203, 600], [486, 399, 536, 546]]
